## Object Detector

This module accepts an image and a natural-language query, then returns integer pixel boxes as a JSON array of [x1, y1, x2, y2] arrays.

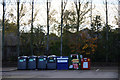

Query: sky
[[0, 0, 119, 33]]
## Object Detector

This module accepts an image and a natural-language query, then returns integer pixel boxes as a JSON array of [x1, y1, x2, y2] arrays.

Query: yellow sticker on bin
[[72, 59, 79, 63], [88, 59, 90, 61]]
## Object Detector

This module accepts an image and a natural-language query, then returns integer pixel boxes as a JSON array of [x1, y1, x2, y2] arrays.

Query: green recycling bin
[[69, 54, 81, 70]]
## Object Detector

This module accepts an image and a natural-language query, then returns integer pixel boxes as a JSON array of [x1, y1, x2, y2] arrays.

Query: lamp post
[[61, 0, 63, 56], [2, 0, 5, 59], [105, 0, 109, 62], [30, 0, 34, 56], [46, 0, 50, 56], [17, 0, 20, 57]]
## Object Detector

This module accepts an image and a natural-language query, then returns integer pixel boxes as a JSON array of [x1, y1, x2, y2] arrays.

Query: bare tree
[[74, 0, 91, 53], [74, 0, 91, 32], [74, 0, 81, 32], [30, 0, 40, 56], [110, 0, 119, 27], [90, 0, 92, 28]]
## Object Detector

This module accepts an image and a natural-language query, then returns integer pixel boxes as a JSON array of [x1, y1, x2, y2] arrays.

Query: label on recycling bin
[[83, 62, 88, 68], [29, 59, 33, 61], [57, 60, 67, 63], [73, 64, 79, 69], [19, 59, 24, 62], [49, 60, 54, 62], [72, 59, 79, 63], [69, 65, 73, 69], [39, 59, 43, 61]]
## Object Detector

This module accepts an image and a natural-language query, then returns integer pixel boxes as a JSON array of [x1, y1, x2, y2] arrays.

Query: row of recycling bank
[[18, 54, 90, 70]]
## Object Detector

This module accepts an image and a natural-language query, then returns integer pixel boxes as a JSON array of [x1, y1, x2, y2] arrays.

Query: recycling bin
[[37, 56, 47, 69], [27, 56, 37, 70], [17, 56, 27, 70], [47, 55, 57, 69], [69, 54, 81, 70], [81, 58, 90, 70], [57, 56, 69, 70]]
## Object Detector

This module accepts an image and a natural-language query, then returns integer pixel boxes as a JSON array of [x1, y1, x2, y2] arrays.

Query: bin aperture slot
[[39, 59, 44, 61], [29, 59, 34, 61], [19, 59, 24, 62], [49, 60, 54, 62]]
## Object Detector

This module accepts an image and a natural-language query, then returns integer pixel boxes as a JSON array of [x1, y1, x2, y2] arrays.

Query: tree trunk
[[75, 0, 81, 53], [76, 0, 80, 32], [90, 0, 92, 28]]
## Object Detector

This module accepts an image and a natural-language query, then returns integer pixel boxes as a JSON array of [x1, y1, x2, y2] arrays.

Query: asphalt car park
[[2, 67, 118, 78]]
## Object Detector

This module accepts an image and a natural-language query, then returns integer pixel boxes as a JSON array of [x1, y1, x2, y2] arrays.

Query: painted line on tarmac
[[2, 68, 17, 72]]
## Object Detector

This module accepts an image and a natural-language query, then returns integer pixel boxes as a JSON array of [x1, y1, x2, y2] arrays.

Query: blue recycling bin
[[47, 55, 57, 69], [18, 56, 27, 70], [57, 56, 69, 70], [27, 56, 37, 70], [37, 56, 47, 69]]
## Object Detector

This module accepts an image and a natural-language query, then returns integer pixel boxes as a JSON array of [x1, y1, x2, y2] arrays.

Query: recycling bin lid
[[38, 55, 47, 58], [47, 55, 57, 62], [48, 55, 56, 58], [57, 56, 68, 59], [71, 54, 78, 56], [28, 56, 37, 58], [18, 56, 28, 59]]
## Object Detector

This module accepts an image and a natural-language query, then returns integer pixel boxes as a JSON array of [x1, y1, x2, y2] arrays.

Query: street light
[[2, 0, 5, 59], [105, 0, 109, 62], [17, 0, 20, 57]]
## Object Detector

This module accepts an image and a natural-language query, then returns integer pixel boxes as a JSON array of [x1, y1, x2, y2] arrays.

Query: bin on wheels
[[17, 56, 27, 70], [81, 58, 90, 70], [69, 54, 81, 70], [47, 55, 57, 70], [37, 56, 47, 69], [28, 56, 37, 70], [57, 56, 69, 70]]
